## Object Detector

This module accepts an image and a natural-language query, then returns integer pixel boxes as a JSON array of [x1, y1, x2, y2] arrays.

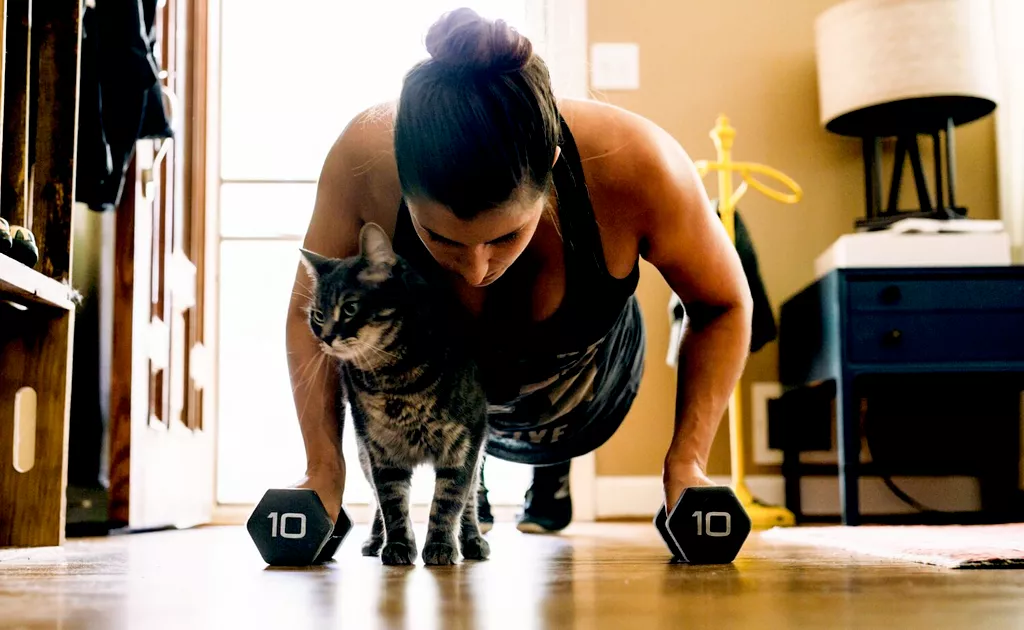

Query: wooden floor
[[2, 522, 1023, 629]]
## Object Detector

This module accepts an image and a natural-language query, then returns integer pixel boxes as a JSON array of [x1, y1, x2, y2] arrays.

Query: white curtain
[[993, 0, 1024, 262]]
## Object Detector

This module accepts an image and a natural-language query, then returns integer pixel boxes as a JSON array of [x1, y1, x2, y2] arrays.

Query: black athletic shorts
[[482, 295, 646, 466]]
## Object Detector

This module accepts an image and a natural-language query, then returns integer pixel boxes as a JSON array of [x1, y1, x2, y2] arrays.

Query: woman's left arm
[[630, 121, 754, 511]]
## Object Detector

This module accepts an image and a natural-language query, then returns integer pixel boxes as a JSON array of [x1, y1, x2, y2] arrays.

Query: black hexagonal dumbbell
[[247, 488, 353, 566], [654, 486, 752, 564]]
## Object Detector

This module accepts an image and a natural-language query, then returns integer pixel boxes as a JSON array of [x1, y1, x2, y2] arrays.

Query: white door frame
[[537, 0, 597, 522]]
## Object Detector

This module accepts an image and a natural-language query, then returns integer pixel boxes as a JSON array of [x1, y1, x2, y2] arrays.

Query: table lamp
[[815, 0, 999, 230]]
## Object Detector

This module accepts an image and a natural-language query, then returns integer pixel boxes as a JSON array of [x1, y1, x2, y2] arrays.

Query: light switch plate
[[590, 43, 640, 90]]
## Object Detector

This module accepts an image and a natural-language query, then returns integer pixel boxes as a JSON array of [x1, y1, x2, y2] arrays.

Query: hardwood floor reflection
[[2, 522, 1024, 629]]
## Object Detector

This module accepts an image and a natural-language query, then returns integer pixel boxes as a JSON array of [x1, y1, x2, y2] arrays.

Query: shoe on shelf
[[0, 218, 12, 255], [10, 225, 38, 268]]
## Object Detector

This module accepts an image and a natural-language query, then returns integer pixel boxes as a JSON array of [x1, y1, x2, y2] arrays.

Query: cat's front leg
[[424, 456, 479, 566], [356, 445, 384, 556], [459, 459, 490, 561], [362, 507, 385, 557], [368, 464, 417, 566]]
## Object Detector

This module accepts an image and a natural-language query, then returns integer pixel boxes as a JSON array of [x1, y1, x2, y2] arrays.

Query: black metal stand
[[857, 117, 967, 231]]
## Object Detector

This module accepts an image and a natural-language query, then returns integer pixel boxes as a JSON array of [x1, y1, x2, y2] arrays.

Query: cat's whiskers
[[297, 352, 328, 426], [349, 340, 382, 382], [353, 338, 398, 361], [292, 351, 324, 394]]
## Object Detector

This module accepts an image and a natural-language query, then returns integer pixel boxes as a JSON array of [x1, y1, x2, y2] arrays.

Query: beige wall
[[589, 0, 999, 477]]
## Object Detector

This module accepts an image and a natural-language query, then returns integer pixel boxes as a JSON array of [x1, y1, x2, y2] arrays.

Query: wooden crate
[[0, 0, 82, 548]]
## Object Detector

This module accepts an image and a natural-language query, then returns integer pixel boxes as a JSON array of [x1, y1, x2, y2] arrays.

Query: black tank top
[[393, 115, 645, 464]]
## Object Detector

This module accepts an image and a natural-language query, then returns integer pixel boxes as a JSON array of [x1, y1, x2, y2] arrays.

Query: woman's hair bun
[[425, 8, 533, 73]]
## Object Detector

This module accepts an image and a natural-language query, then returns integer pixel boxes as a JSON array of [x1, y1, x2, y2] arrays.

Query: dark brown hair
[[394, 8, 561, 219]]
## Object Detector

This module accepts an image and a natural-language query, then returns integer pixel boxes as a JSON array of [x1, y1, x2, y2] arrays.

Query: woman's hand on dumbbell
[[662, 458, 715, 515], [248, 463, 350, 566], [291, 464, 346, 525], [655, 458, 752, 564]]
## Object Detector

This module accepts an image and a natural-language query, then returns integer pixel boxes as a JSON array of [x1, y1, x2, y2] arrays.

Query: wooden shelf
[[0, 252, 74, 311], [1, 0, 82, 550]]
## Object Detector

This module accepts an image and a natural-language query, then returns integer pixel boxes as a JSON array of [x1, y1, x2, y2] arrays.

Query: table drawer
[[848, 277, 1024, 312], [848, 311, 1024, 364]]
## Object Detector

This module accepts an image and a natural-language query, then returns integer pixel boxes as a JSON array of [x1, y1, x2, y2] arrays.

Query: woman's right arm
[[285, 108, 400, 520]]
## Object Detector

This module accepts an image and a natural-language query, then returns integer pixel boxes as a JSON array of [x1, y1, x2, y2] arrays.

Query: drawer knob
[[880, 285, 902, 304], [882, 329, 903, 346]]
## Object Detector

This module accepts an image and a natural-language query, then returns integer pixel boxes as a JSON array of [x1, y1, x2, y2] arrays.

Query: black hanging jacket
[[668, 203, 778, 356], [75, 0, 172, 212]]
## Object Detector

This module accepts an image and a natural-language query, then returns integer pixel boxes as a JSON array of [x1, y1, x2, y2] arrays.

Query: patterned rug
[[762, 523, 1024, 569]]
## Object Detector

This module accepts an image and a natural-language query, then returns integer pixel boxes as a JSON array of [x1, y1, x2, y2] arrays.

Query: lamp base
[[856, 206, 967, 232], [859, 118, 966, 231]]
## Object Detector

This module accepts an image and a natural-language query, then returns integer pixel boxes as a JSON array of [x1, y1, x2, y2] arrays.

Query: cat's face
[[300, 223, 411, 366]]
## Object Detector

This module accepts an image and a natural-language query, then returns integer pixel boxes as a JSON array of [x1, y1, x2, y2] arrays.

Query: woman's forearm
[[666, 300, 752, 471], [286, 297, 345, 475]]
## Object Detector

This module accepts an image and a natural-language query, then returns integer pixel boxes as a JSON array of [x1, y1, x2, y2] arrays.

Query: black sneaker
[[517, 461, 572, 534], [477, 485, 494, 534], [476, 461, 494, 534]]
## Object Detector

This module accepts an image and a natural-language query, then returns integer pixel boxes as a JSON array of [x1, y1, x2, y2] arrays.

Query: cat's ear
[[359, 222, 397, 267], [298, 248, 335, 283]]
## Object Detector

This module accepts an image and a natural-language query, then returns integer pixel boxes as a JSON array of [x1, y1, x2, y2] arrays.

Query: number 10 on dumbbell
[[247, 488, 354, 566], [654, 487, 752, 564], [266, 511, 309, 539]]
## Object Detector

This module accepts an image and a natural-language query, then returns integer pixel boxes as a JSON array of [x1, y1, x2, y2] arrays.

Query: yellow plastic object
[[696, 115, 801, 529]]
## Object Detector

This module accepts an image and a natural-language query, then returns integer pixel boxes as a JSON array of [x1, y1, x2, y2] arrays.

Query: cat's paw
[[460, 536, 490, 561], [422, 542, 459, 566], [361, 535, 384, 557], [381, 541, 417, 566]]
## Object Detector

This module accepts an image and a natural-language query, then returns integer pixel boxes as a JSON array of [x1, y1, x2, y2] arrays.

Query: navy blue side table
[[778, 267, 1024, 525]]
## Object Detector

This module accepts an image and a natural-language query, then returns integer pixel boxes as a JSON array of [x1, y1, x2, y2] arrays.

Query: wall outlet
[[590, 43, 640, 90]]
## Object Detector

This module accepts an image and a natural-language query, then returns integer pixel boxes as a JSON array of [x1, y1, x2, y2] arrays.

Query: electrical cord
[[862, 397, 953, 514], [879, 475, 943, 513]]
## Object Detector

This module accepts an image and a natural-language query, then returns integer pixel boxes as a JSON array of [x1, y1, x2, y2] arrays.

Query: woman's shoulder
[[319, 101, 403, 236], [557, 99, 702, 255], [560, 98, 698, 197]]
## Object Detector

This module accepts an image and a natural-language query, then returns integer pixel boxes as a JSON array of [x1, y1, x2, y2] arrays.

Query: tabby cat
[[299, 222, 490, 566]]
